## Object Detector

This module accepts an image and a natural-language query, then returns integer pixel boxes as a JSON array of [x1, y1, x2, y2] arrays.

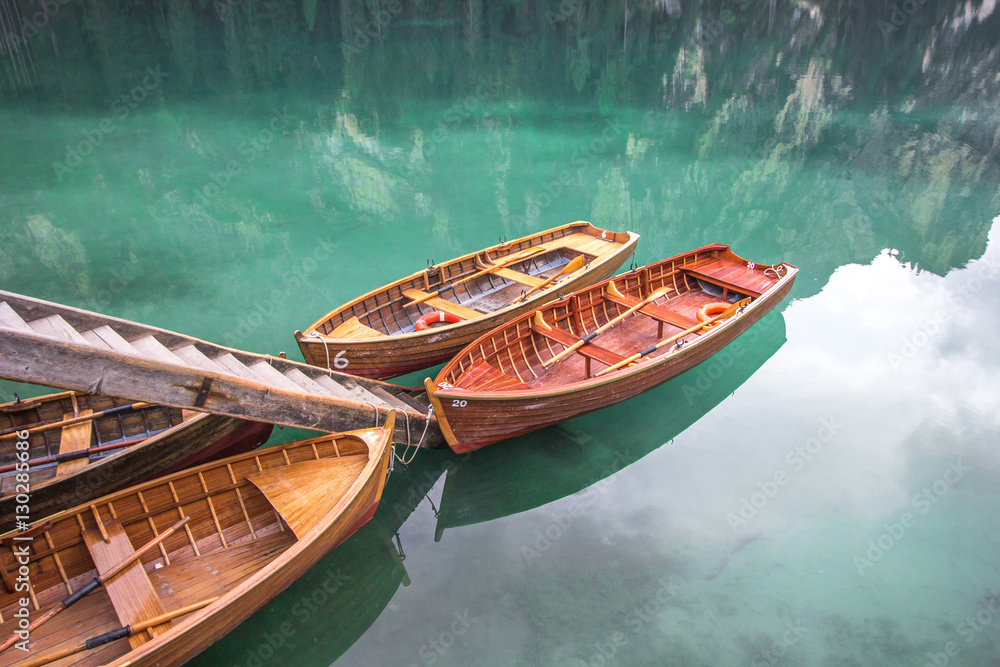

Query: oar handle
[[16, 596, 219, 667]]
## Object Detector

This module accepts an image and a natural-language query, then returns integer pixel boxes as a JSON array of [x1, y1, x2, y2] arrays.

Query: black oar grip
[[639, 345, 657, 357], [86, 626, 131, 649], [104, 404, 136, 416], [438, 284, 455, 293], [63, 578, 101, 607], [582, 332, 598, 343]]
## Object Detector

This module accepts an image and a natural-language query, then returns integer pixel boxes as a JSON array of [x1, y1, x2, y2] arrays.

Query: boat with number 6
[[295, 221, 639, 380], [425, 244, 797, 452], [0, 411, 395, 667]]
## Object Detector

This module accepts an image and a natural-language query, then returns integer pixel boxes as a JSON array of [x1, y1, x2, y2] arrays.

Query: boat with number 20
[[426, 244, 797, 452]]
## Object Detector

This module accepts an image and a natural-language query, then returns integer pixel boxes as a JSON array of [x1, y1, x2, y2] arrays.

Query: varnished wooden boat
[[426, 244, 797, 452], [0, 391, 273, 529], [296, 221, 639, 379], [0, 412, 395, 667]]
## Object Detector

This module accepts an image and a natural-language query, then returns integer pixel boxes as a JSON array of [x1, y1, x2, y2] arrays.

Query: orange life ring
[[696, 302, 731, 327], [415, 311, 462, 331]]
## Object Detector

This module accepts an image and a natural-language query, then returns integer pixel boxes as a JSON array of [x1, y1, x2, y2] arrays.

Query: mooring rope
[[304, 331, 332, 369], [393, 405, 434, 466]]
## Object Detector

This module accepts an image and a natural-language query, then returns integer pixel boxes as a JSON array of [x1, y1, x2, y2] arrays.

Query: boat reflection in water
[[432, 309, 787, 540], [193, 311, 784, 665]]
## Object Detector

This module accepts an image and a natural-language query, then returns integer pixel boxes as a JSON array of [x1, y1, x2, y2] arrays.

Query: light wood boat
[[0, 391, 272, 529], [296, 222, 639, 379], [426, 244, 797, 452], [0, 412, 395, 666]]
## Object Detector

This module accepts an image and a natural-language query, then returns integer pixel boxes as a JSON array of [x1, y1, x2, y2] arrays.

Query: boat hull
[[298, 222, 638, 379], [429, 247, 797, 452]]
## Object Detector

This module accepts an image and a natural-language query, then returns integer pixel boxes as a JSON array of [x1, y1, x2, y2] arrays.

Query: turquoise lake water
[[1, 1, 999, 665]]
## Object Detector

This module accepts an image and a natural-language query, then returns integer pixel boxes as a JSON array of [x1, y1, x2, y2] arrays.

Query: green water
[[2, 1, 1000, 665]]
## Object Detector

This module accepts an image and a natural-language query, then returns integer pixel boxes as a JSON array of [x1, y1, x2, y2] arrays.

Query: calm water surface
[[1, 1, 999, 665]]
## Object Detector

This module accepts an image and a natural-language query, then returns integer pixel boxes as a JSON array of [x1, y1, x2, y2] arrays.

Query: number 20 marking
[[452, 399, 467, 408]]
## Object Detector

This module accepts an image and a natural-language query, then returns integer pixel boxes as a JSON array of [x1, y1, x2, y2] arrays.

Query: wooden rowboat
[[296, 222, 639, 379], [0, 391, 273, 529], [426, 244, 797, 452], [0, 412, 395, 667]]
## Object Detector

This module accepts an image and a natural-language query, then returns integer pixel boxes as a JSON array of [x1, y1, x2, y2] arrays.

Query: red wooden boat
[[426, 244, 797, 452]]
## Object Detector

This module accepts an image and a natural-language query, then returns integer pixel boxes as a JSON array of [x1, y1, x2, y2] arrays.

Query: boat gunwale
[[430, 247, 797, 401], [299, 222, 639, 341]]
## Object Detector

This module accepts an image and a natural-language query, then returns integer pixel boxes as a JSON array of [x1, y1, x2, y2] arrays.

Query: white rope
[[304, 331, 332, 369], [393, 406, 434, 466]]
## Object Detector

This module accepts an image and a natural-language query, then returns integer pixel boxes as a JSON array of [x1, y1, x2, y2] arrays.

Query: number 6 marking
[[334, 350, 349, 369], [452, 399, 467, 407]]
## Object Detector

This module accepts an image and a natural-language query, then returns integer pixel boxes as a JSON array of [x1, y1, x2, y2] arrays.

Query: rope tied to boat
[[393, 405, 434, 467], [764, 264, 787, 279], [303, 331, 333, 370]]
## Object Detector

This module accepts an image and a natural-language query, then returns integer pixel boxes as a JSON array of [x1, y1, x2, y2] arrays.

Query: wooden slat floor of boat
[[681, 258, 772, 297], [55, 413, 93, 476], [1, 589, 130, 667], [329, 316, 386, 340], [246, 456, 368, 539], [456, 361, 531, 391], [83, 520, 171, 649], [538, 232, 616, 256], [401, 290, 482, 320], [150, 531, 296, 611]]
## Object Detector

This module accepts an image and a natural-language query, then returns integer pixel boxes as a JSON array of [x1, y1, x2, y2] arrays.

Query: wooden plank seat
[[455, 360, 531, 391], [603, 290, 699, 331], [82, 518, 172, 649], [56, 410, 93, 476], [329, 316, 386, 340], [531, 323, 626, 378], [491, 267, 544, 287], [402, 289, 482, 320], [681, 258, 766, 298]]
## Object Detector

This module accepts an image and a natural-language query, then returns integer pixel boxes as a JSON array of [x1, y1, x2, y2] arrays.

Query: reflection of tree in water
[[2, 0, 998, 284]]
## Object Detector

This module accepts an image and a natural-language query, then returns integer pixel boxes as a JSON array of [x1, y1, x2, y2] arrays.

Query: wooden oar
[[542, 286, 672, 368], [594, 298, 750, 377], [17, 597, 219, 667], [0, 435, 150, 474], [513, 255, 584, 304], [0, 515, 191, 654], [407, 247, 546, 307], [0, 402, 150, 440]]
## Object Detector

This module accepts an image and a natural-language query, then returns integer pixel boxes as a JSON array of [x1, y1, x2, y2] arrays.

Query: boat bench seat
[[491, 267, 543, 287], [532, 323, 626, 370], [681, 258, 766, 298], [82, 517, 172, 648], [328, 316, 386, 340], [603, 291, 698, 330], [402, 290, 481, 320]]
